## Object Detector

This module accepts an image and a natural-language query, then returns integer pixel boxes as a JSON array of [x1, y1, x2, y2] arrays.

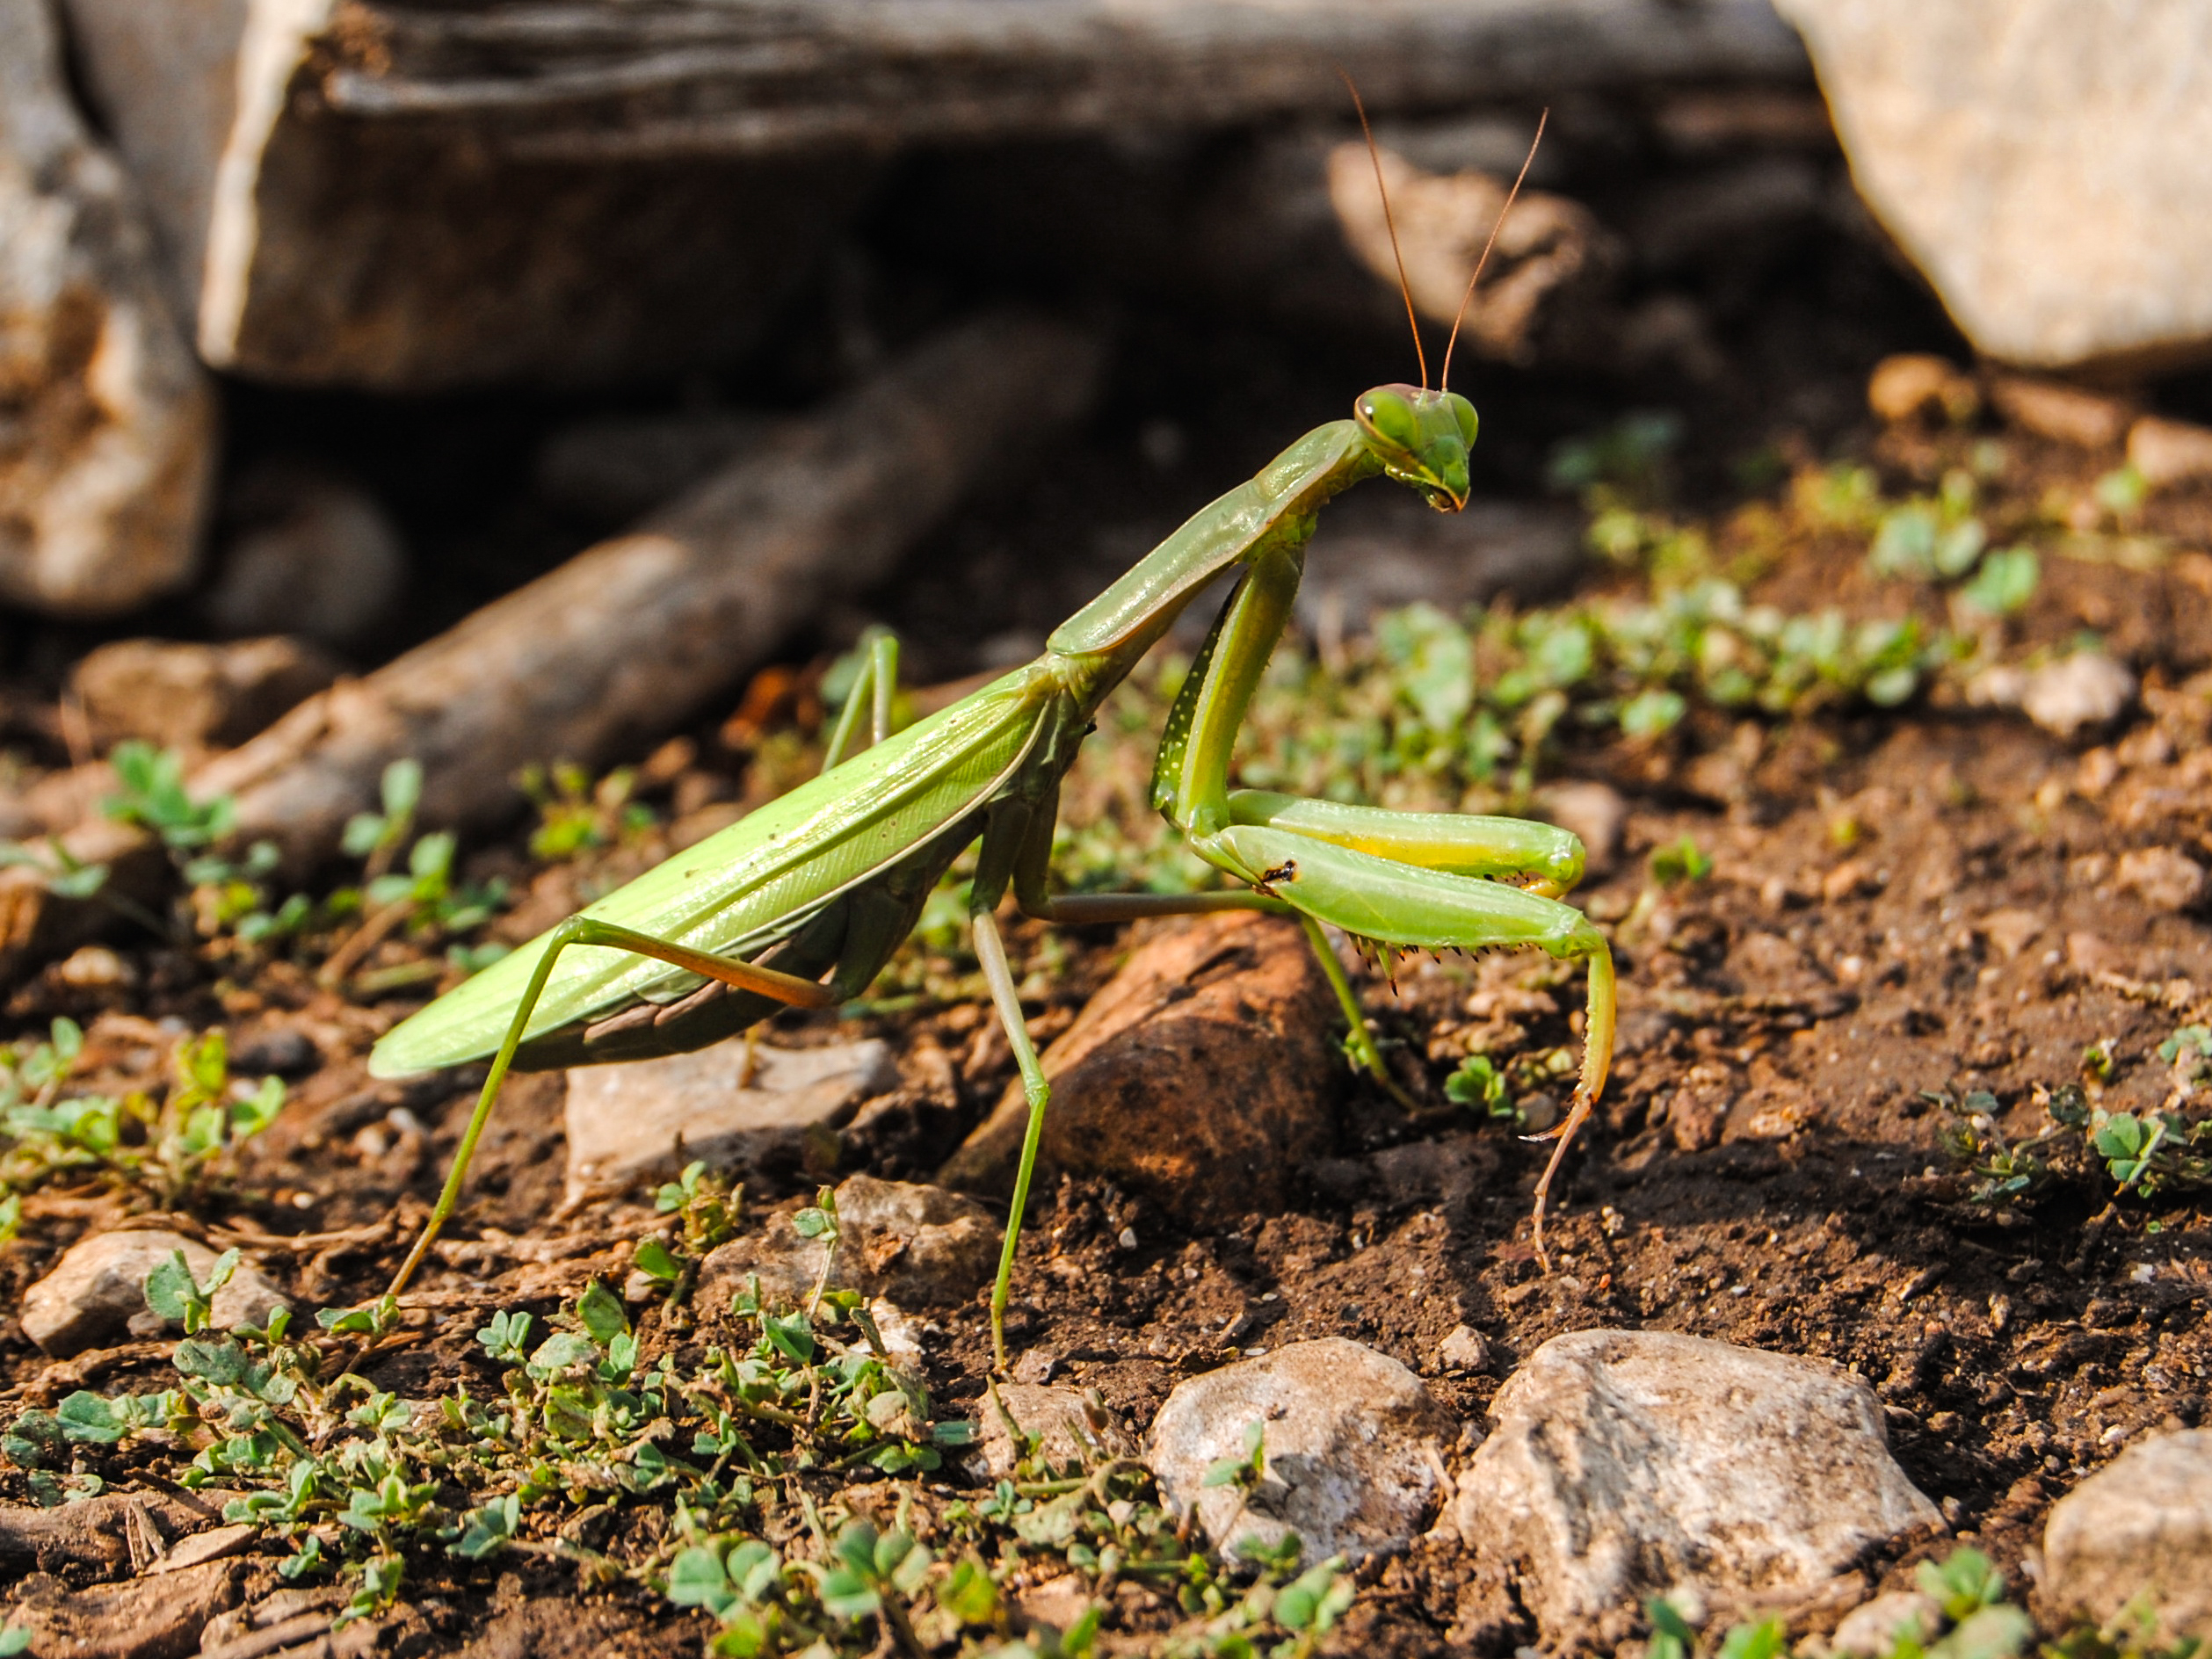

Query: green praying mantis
[[367, 100, 1614, 1366]]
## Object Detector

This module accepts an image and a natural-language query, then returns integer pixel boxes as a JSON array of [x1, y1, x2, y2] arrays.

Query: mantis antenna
[[1341, 70, 1427, 391], [1440, 108, 1548, 393]]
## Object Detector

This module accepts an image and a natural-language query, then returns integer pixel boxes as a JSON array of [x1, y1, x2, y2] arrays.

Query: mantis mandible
[[367, 99, 1614, 1366]]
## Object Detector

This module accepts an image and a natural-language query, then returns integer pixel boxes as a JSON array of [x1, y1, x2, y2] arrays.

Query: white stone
[[564, 1037, 896, 1202], [21, 1230, 286, 1357], [1147, 1337, 1450, 1567], [1436, 1324, 1492, 1373], [2020, 654, 2134, 743], [2114, 846, 2206, 914], [2043, 1429, 2212, 1644], [2129, 416, 2212, 490], [1830, 1590, 1940, 1656], [695, 1174, 999, 1312], [1774, 0, 2212, 371], [0, 0, 212, 615], [971, 1382, 1127, 1481], [1457, 1329, 1939, 1628]]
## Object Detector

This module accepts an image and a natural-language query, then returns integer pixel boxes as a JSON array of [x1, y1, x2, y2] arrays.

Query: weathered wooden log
[[57, 0, 1805, 388], [0, 312, 1102, 977]]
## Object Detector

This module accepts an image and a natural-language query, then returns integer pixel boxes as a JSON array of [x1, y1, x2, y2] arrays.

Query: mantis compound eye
[[1445, 392, 1479, 451], [1354, 385, 1423, 453]]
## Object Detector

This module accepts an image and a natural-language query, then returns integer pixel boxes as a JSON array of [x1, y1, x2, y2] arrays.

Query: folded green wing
[[369, 668, 1048, 1076]]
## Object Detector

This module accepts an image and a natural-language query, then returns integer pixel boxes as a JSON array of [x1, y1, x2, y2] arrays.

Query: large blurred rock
[[0, 0, 212, 614], [1776, 0, 2212, 371], [206, 464, 407, 648], [2042, 1430, 2212, 1644], [1459, 1329, 1940, 1634], [58, 0, 1802, 390]]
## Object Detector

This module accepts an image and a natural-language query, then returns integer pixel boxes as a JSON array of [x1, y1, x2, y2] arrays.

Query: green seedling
[[520, 760, 656, 863], [1, 1022, 286, 1210], [656, 1160, 741, 1254], [1650, 837, 1713, 887], [3, 1269, 1343, 1659], [364, 107, 1621, 1369], [1201, 1422, 1268, 1493]]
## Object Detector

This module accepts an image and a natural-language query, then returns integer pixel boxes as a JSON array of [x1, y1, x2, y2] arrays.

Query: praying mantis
[[367, 100, 1614, 1367]]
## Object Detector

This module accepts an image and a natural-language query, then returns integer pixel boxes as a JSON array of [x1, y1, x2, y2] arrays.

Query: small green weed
[[0, 1263, 1355, 1659], [0, 1022, 285, 1211]]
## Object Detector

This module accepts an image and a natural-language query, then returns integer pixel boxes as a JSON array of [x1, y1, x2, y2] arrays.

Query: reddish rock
[[940, 911, 1339, 1225]]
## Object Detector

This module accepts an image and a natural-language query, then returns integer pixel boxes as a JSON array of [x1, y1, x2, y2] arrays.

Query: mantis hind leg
[[385, 918, 838, 1298]]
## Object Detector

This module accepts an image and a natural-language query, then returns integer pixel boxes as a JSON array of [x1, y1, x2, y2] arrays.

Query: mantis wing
[[368, 667, 1049, 1076]]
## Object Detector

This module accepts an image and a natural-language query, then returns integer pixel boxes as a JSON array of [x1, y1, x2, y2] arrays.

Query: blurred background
[[2, 0, 2208, 900]]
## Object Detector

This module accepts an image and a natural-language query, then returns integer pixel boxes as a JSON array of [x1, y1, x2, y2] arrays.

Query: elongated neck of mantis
[[1046, 420, 1383, 677]]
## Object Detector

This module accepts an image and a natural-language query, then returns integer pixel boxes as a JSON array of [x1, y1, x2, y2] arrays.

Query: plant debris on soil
[[4, 320, 2212, 1659]]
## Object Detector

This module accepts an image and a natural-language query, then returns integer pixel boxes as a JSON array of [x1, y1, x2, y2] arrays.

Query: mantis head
[[1354, 384, 1476, 512]]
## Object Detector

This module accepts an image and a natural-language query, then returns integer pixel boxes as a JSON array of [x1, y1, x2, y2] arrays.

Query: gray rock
[[2042, 1429, 2212, 1644], [1295, 496, 1582, 645], [10, 1556, 242, 1659], [1830, 1590, 1940, 1656], [1774, 0, 2212, 371], [70, 636, 341, 751], [1434, 1324, 1492, 1374], [1535, 780, 1627, 878], [207, 466, 408, 648], [565, 1038, 896, 1203], [2020, 653, 2135, 743], [1457, 1329, 1939, 1630], [696, 1174, 999, 1312], [2114, 846, 2206, 914], [971, 1382, 1128, 1480], [1147, 1337, 1450, 1568], [0, 0, 212, 615], [2129, 416, 2212, 489], [21, 1229, 287, 1358]]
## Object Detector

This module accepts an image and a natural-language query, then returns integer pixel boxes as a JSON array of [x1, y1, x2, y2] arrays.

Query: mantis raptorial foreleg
[[1153, 540, 1616, 1263]]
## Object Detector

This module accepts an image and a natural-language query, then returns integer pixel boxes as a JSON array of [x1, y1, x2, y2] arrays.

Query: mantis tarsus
[[367, 100, 1614, 1366]]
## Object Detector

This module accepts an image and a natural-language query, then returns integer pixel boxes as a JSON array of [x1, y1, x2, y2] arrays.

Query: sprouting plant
[[1649, 837, 1713, 887], [794, 1184, 842, 1315], [321, 760, 508, 990], [102, 741, 235, 851], [1958, 547, 2040, 618], [520, 760, 655, 862], [341, 757, 422, 880], [0, 1262, 1343, 1659], [0, 1022, 285, 1209], [1446, 1053, 1512, 1118], [144, 1247, 240, 1335], [1933, 1089, 2056, 1204], [655, 1159, 740, 1255], [1935, 1075, 2212, 1208], [1646, 1550, 2046, 1659], [1202, 1421, 1268, 1494]]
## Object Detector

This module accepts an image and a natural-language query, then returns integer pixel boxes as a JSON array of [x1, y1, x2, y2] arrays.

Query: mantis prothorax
[[366, 99, 1612, 1366]]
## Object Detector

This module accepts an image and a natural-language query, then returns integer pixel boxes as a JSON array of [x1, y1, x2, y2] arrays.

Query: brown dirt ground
[[4, 402, 2212, 1657]]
